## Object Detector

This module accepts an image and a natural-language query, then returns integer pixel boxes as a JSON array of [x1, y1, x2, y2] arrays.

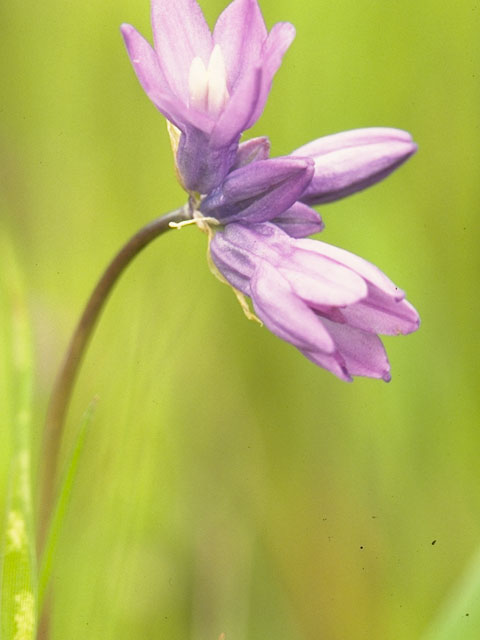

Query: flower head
[[121, 0, 295, 194], [210, 222, 419, 381], [121, 0, 420, 382]]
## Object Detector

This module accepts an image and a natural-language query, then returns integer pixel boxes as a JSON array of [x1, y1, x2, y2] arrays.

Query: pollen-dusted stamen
[[187, 45, 230, 117]]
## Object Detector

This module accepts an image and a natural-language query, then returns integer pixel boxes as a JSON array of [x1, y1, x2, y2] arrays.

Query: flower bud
[[200, 157, 314, 224], [291, 128, 417, 205]]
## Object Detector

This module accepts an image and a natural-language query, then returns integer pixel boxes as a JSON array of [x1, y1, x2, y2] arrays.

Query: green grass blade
[[0, 238, 37, 639], [421, 545, 480, 640], [38, 399, 96, 613]]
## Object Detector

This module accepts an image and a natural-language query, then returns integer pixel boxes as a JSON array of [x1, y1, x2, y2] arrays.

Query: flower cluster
[[122, 0, 419, 381]]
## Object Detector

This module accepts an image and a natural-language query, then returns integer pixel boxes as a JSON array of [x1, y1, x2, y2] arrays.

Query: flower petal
[[300, 348, 353, 382], [176, 127, 239, 193], [279, 246, 368, 307], [213, 0, 267, 89], [121, 26, 174, 113], [251, 261, 335, 353], [295, 238, 405, 299], [200, 157, 314, 224], [151, 0, 213, 101], [271, 202, 324, 237], [337, 285, 420, 335], [232, 136, 271, 169], [210, 67, 263, 147], [219, 222, 283, 265], [320, 319, 391, 381], [121, 24, 215, 132], [246, 22, 296, 127], [292, 127, 414, 157], [210, 230, 256, 295]]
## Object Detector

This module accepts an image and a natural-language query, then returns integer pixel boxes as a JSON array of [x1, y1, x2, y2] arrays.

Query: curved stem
[[37, 206, 189, 555]]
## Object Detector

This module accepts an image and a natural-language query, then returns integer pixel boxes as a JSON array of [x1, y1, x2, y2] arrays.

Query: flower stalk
[[37, 206, 189, 558]]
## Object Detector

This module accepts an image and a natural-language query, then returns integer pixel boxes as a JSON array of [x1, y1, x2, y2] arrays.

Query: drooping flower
[[121, 0, 295, 194], [210, 222, 419, 382]]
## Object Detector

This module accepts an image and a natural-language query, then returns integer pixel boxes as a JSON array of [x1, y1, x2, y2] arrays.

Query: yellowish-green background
[[1, 0, 479, 638]]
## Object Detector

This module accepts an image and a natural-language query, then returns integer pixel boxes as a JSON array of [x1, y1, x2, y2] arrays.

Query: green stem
[[37, 205, 189, 561]]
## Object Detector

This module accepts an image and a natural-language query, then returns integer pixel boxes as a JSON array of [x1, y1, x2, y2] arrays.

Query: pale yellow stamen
[[168, 215, 219, 232]]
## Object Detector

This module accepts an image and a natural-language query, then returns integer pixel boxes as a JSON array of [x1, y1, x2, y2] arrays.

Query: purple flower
[[210, 222, 419, 381], [121, 0, 295, 194], [292, 128, 418, 206]]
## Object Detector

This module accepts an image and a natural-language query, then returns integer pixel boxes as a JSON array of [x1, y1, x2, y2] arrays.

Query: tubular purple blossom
[[121, 0, 295, 194], [210, 222, 419, 381], [291, 128, 417, 205]]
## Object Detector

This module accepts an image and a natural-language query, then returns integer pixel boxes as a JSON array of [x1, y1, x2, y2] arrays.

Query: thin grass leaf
[[38, 399, 96, 613], [0, 238, 37, 640], [421, 545, 480, 640]]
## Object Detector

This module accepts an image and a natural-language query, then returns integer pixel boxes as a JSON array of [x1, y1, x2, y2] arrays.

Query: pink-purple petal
[[151, 0, 213, 101], [271, 202, 324, 238], [337, 286, 420, 335], [121, 24, 215, 133], [211, 67, 263, 147], [121, 25, 175, 114], [281, 249, 368, 306], [232, 137, 271, 169], [246, 22, 296, 127], [210, 231, 256, 295], [222, 157, 311, 200], [251, 261, 335, 353], [300, 348, 353, 382], [220, 222, 287, 265], [295, 238, 404, 299], [292, 127, 414, 158], [320, 319, 391, 381], [213, 0, 267, 89]]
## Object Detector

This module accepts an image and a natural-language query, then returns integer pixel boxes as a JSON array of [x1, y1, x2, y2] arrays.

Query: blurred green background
[[1, 0, 479, 638]]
